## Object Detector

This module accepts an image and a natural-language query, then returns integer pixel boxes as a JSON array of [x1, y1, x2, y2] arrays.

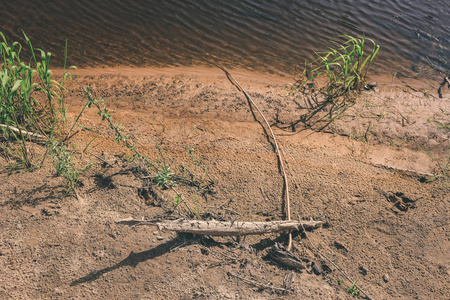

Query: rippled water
[[1, 0, 448, 77]]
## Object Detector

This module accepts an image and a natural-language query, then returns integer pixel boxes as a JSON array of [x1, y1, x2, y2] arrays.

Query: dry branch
[[0, 124, 46, 139], [116, 218, 323, 236], [205, 56, 374, 300]]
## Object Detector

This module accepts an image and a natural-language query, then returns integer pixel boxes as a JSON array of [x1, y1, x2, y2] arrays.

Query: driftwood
[[116, 218, 323, 236], [0, 124, 46, 140]]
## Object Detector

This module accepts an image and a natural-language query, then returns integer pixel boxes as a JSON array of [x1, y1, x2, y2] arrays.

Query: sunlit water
[[1, 0, 448, 77]]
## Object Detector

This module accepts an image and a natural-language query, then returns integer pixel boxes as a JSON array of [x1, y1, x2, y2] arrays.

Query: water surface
[[1, 0, 448, 77]]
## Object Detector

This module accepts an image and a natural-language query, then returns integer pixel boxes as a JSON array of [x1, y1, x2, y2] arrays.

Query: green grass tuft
[[298, 34, 380, 102]]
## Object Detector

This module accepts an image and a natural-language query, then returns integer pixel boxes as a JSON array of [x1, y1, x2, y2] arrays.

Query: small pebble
[[364, 82, 378, 90], [383, 273, 389, 282], [153, 231, 158, 235], [312, 262, 323, 275], [156, 236, 164, 240]]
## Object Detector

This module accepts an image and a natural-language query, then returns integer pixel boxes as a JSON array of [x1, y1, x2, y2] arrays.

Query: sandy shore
[[63, 66, 449, 174], [1, 66, 449, 299]]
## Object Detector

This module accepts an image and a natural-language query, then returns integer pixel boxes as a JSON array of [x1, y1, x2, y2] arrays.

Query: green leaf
[[11, 80, 22, 93], [22, 31, 37, 64], [1, 72, 9, 88]]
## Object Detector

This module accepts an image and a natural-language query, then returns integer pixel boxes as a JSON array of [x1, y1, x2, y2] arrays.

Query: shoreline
[[55, 65, 447, 89]]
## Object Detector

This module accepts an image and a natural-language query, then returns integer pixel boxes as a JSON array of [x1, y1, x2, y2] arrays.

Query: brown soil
[[1, 67, 449, 299]]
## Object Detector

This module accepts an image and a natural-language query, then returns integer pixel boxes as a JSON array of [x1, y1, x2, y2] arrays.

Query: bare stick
[[87, 151, 113, 167], [0, 124, 46, 140], [228, 272, 288, 292], [208, 57, 293, 250], [116, 218, 323, 236]]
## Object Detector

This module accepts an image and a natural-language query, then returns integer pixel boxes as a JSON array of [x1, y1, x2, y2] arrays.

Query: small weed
[[153, 165, 176, 188], [47, 137, 79, 191], [422, 150, 450, 183], [338, 278, 361, 298], [361, 144, 371, 157], [193, 195, 201, 219], [180, 144, 212, 192], [174, 193, 184, 207]]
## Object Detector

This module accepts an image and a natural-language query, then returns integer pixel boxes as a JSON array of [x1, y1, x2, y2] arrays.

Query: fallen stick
[[0, 124, 46, 139], [116, 218, 323, 236], [228, 272, 288, 292]]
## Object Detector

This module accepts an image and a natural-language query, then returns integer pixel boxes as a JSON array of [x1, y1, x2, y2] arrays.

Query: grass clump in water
[[298, 34, 380, 102], [289, 34, 380, 132]]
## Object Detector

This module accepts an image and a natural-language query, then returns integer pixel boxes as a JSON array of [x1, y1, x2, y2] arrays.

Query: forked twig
[[207, 56, 373, 299], [208, 56, 293, 250]]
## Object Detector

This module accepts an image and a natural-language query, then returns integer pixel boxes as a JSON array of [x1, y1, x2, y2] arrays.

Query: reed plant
[[0, 32, 84, 193], [287, 35, 380, 132], [0, 31, 68, 167]]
